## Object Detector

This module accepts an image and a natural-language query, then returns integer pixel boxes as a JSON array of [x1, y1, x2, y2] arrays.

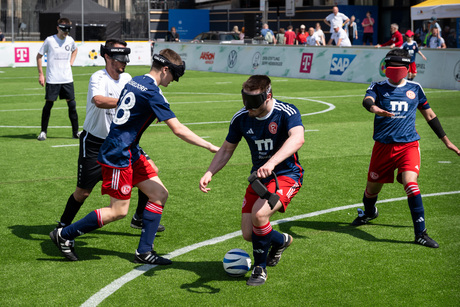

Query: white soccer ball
[[223, 248, 251, 277]]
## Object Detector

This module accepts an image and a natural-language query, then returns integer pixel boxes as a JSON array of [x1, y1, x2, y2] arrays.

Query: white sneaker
[[37, 131, 47, 141]]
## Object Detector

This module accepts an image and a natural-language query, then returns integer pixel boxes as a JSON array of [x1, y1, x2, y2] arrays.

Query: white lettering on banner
[[390, 101, 408, 112], [331, 57, 350, 72], [255, 139, 273, 151]]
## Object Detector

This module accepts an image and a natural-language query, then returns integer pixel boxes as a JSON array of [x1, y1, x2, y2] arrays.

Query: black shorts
[[77, 130, 104, 190], [363, 33, 373, 44], [76, 130, 151, 190], [45, 82, 75, 101]]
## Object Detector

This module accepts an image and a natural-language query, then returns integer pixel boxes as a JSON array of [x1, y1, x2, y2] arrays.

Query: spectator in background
[[275, 28, 285, 45], [362, 11, 374, 45], [376, 23, 403, 48], [415, 20, 430, 46], [233, 25, 244, 40], [324, 5, 349, 33], [446, 29, 457, 48], [328, 25, 351, 47], [427, 27, 446, 49], [429, 17, 441, 32], [315, 23, 326, 46], [0, 28, 5, 41], [401, 30, 426, 81], [294, 27, 300, 44], [441, 25, 450, 41], [284, 25, 296, 45], [296, 25, 308, 45], [306, 27, 320, 46], [261, 23, 276, 44], [345, 15, 358, 45], [165, 26, 179, 42]]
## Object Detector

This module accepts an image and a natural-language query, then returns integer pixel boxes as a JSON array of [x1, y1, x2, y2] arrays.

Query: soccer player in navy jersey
[[352, 49, 460, 248], [199, 75, 305, 286], [50, 49, 219, 263]]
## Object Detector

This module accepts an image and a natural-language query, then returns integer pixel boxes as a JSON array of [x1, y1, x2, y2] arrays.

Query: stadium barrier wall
[[1, 41, 459, 90]]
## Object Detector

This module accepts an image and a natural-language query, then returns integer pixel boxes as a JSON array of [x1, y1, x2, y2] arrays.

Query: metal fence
[[0, 0, 153, 42]]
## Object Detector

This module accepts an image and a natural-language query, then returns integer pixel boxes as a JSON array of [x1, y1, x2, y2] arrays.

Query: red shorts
[[242, 176, 301, 214], [408, 62, 417, 74], [368, 141, 420, 184], [101, 155, 157, 200]]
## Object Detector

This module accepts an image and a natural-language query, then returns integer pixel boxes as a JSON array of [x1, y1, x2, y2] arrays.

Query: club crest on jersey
[[370, 172, 379, 180], [120, 184, 132, 195], [268, 122, 278, 134], [406, 90, 416, 99]]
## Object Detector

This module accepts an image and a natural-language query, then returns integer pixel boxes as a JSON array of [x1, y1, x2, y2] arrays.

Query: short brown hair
[[242, 75, 272, 94], [150, 48, 183, 71], [57, 18, 71, 25]]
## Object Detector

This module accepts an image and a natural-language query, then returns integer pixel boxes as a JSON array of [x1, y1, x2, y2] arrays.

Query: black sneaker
[[351, 208, 379, 226], [134, 250, 172, 265], [246, 266, 267, 286], [49, 228, 79, 261], [130, 214, 165, 232], [267, 233, 293, 267], [415, 230, 439, 248]]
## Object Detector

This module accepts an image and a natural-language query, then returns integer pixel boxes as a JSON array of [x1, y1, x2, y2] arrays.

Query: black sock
[[136, 189, 149, 218], [60, 194, 84, 226], [41, 101, 54, 132]]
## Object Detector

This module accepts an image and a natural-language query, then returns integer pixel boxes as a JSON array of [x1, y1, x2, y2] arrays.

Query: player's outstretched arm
[[258, 125, 305, 179], [164, 117, 219, 153], [363, 96, 394, 117], [199, 140, 237, 193], [420, 108, 460, 156]]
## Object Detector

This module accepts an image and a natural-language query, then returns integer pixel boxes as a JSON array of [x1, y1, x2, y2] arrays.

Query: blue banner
[[169, 9, 210, 40]]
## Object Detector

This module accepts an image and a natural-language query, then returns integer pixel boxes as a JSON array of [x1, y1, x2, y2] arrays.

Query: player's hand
[[443, 139, 460, 156], [370, 105, 394, 117], [257, 163, 275, 179], [209, 144, 220, 153], [38, 74, 45, 87], [199, 172, 213, 193]]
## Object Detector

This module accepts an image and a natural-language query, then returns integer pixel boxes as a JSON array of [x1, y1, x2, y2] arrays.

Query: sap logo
[[390, 101, 408, 112], [330, 54, 356, 75], [14, 47, 29, 63], [200, 52, 215, 64]]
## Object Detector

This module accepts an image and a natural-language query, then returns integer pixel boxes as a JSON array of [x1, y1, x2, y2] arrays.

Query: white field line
[[81, 190, 460, 307]]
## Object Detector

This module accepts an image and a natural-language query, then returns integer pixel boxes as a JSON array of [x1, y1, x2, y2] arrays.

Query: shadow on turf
[[8, 224, 155, 262], [142, 260, 245, 294], [277, 220, 412, 245], [0, 133, 39, 140]]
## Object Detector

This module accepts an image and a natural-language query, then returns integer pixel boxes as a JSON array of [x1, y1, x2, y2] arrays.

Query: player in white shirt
[[329, 25, 352, 47], [324, 5, 349, 33], [36, 18, 79, 141]]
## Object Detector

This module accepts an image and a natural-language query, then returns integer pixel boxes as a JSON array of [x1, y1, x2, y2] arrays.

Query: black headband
[[385, 55, 411, 67], [100, 45, 131, 63], [152, 54, 186, 82], [241, 85, 271, 110], [58, 24, 72, 32]]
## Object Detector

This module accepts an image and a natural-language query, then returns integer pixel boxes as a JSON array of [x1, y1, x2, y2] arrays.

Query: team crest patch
[[268, 122, 278, 134], [370, 172, 379, 180], [406, 90, 416, 99], [120, 184, 132, 195]]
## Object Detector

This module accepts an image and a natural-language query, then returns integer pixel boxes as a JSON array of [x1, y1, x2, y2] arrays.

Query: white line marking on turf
[[81, 190, 460, 307], [51, 144, 79, 148], [438, 161, 452, 164]]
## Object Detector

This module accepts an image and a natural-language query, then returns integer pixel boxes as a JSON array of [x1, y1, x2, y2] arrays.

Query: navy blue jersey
[[98, 74, 176, 168], [226, 99, 304, 184], [400, 41, 419, 63], [366, 80, 430, 144]]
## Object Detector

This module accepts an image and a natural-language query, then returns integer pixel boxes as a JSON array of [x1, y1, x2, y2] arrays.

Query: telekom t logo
[[299, 53, 313, 73], [15, 47, 29, 63]]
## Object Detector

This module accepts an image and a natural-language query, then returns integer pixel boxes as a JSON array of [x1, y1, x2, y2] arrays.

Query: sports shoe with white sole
[[246, 266, 267, 286], [415, 230, 439, 248], [37, 131, 47, 141], [351, 208, 379, 226], [130, 213, 165, 232], [49, 228, 78, 261], [267, 233, 293, 267], [134, 250, 172, 265]]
